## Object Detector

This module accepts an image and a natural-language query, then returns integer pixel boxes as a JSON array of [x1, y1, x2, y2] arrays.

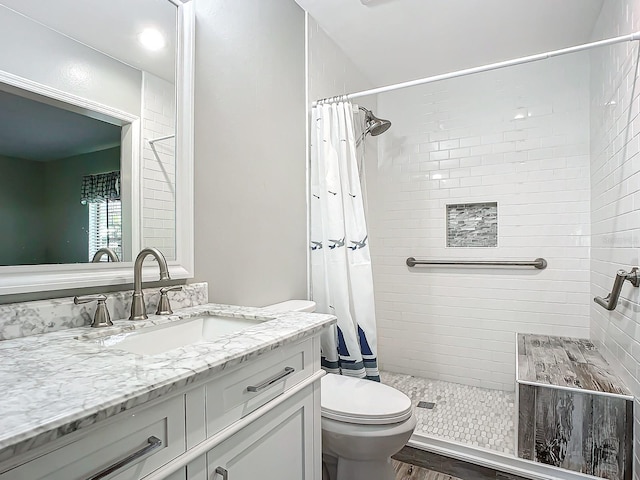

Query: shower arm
[[355, 107, 372, 147], [358, 105, 371, 117], [594, 267, 639, 311]]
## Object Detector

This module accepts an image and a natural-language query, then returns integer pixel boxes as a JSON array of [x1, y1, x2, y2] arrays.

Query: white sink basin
[[89, 314, 272, 355]]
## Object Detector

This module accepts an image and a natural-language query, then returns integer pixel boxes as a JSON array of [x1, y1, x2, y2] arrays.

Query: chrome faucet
[[91, 247, 120, 263], [74, 294, 113, 327], [129, 247, 171, 320]]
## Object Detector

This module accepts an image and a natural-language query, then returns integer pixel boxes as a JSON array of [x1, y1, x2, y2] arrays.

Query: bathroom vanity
[[0, 301, 335, 479], [0, 0, 333, 477]]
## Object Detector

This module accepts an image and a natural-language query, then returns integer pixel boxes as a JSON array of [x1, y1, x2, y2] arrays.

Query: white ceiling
[[0, 0, 176, 82], [295, 0, 604, 86]]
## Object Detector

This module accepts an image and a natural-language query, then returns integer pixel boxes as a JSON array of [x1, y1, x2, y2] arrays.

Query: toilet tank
[[262, 300, 316, 313]]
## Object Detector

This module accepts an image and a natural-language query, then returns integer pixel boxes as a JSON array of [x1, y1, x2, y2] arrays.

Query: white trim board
[[409, 434, 604, 480]]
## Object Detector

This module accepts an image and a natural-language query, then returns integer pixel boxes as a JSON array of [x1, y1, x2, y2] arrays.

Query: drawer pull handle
[[215, 466, 229, 479], [86, 435, 162, 480], [247, 366, 295, 392]]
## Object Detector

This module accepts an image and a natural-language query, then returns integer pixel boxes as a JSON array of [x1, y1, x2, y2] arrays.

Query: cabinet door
[[207, 385, 318, 480]]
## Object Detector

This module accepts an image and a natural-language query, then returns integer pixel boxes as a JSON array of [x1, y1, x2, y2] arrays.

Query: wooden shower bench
[[516, 334, 633, 480]]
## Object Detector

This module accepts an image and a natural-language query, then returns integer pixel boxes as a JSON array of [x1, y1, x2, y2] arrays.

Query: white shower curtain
[[310, 100, 379, 381]]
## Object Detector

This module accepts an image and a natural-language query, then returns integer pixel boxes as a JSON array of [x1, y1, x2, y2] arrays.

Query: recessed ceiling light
[[139, 28, 165, 51]]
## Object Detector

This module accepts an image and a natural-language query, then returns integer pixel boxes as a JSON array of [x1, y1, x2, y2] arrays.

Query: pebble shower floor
[[381, 371, 516, 455]]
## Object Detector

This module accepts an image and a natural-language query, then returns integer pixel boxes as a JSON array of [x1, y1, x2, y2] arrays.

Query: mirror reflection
[[0, 0, 178, 266], [0, 89, 123, 265]]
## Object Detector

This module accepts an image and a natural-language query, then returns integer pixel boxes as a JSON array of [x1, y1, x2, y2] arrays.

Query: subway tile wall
[[142, 72, 176, 261], [365, 54, 592, 391], [589, 1, 640, 476]]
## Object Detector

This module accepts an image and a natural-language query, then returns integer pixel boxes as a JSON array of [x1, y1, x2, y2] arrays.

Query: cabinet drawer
[[205, 338, 315, 437], [2, 395, 186, 480]]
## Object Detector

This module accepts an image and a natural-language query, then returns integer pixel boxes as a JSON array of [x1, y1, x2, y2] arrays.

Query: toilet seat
[[321, 374, 413, 425]]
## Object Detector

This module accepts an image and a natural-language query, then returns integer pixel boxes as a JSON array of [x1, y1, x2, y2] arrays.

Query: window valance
[[80, 171, 120, 204]]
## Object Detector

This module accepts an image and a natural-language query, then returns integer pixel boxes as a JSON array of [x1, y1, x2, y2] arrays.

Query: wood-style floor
[[393, 460, 463, 480]]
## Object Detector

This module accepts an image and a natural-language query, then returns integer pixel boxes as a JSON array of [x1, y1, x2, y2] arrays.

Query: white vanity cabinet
[[0, 394, 187, 480], [0, 334, 323, 480]]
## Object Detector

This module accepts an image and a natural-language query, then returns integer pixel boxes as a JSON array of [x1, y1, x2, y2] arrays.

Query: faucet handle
[[74, 295, 113, 328], [156, 286, 183, 315]]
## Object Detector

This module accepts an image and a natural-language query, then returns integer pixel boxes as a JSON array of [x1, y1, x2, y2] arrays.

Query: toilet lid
[[321, 374, 413, 425]]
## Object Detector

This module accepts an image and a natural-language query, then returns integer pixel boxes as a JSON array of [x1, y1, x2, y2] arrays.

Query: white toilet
[[263, 300, 417, 480], [321, 373, 416, 480]]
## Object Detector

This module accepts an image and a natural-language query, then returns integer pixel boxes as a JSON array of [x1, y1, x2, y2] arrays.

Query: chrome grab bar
[[406, 257, 548, 269], [247, 367, 295, 392], [86, 436, 162, 480], [594, 267, 639, 311]]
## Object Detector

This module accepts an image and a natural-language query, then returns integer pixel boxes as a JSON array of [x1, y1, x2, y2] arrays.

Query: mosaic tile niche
[[446, 202, 497, 247]]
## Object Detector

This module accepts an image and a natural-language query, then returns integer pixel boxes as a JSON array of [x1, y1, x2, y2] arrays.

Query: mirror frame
[[0, 0, 194, 295]]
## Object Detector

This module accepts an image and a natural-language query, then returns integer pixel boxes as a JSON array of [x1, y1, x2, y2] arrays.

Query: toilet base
[[322, 454, 336, 480], [323, 453, 395, 480]]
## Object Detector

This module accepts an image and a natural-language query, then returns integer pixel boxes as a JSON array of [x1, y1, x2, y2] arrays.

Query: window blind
[[88, 200, 123, 261]]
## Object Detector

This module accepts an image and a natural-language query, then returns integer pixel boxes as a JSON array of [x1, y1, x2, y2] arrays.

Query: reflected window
[[82, 170, 122, 262], [88, 200, 122, 261]]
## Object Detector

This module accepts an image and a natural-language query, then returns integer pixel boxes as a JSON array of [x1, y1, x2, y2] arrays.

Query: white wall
[[192, 0, 307, 306], [142, 72, 176, 261], [366, 54, 592, 391], [0, 5, 141, 116], [589, 1, 640, 476]]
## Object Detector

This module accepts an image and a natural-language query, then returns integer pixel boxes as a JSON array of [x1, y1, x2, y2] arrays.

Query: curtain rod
[[313, 32, 640, 105], [148, 134, 175, 145]]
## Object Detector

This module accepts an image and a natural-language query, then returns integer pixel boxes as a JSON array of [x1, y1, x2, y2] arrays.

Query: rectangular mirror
[[0, 0, 194, 295]]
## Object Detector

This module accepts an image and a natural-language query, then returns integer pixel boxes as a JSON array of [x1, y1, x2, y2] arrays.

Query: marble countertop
[[0, 303, 335, 461]]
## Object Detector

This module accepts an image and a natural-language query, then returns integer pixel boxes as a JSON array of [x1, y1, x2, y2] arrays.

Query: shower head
[[359, 106, 391, 137]]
